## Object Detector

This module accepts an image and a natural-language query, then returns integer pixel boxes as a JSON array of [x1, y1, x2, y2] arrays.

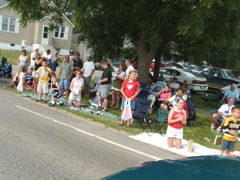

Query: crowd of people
[[11, 49, 240, 155]]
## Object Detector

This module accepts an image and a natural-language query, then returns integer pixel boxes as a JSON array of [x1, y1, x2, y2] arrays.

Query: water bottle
[[211, 123, 214, 131]]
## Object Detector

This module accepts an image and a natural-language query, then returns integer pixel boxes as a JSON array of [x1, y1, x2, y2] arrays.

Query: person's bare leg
[[66, 89, 70, 98], [167, 137, 174, 148], [96, 92, 101, 107], [111, 90, 115, 106], [115, 91, 121, 108], [103, 97, 108, 110], [43, 93, 47, 101], [175, 138, 182, 149], [38, 92, 42, 101], [220, 149, 224, 155]]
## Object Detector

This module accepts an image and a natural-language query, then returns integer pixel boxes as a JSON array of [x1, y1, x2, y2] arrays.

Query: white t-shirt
[[218, 104, 235, 118], [126, 65, 134, 76], [83, 61, 95, 77], [30, 51, 37, 68], [42, 53, 52, 64]]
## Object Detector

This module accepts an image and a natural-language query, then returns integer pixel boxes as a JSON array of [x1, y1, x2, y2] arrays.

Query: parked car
[[158, 67, 208, 92], [102, 156, 240, 179], [202, 67, 240, 90]]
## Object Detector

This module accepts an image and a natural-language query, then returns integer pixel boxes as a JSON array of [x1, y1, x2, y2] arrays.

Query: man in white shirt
[[42, 49, 52, 65], [82, 56, 95, 97], [212, 97, 235, 127], [125, 59, 134, 76]]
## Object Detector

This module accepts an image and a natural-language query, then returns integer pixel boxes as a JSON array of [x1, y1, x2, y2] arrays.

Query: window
[[0, 16, 18, 33], [53, 26, 68, 39]]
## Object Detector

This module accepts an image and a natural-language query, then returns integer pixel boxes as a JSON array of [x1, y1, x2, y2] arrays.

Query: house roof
[[0, 0, 8, 9], [0, 0, 74, 27]]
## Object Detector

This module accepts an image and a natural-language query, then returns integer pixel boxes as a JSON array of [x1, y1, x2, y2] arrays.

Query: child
[[220, 107, 240, 157], [68, 70, 84, 108], [119, 70, 140, 127], [166, 98, 187, 149], [49, 74, 63, 107], [17, 67, 26, 91], [35, 59, 52, 103], [25, 67, 33, 90]]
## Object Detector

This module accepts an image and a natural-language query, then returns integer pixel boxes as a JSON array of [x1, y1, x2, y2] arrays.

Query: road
[[0, 74, 182, 179]]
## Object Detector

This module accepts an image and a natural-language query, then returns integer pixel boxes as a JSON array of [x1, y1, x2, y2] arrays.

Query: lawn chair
[[200, 91, 222, 108], [145, 108, 168, 136], [132, 98, 152, 130], [187, 100, 196, 126]]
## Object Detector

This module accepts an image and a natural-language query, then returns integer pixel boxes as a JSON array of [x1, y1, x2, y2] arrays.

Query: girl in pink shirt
[[158, 85, 172, 110]]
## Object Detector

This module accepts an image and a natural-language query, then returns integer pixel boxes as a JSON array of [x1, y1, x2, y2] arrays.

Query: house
[[0, 0, 74, 55]]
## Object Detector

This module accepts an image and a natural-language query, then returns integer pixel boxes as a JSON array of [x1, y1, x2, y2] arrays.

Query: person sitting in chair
[[212, 97, 235, 128], [221, 83, 239, 104], [158, 84, 172, 110]]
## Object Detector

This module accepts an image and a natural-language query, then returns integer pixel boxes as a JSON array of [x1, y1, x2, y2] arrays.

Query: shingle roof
[[0, 0, 8, 9]]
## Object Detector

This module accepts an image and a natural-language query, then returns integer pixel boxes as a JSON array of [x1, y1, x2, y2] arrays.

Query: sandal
[[102, 109, 107, 112], [118, 123, 124, 126], [35, 99, 40, 102]]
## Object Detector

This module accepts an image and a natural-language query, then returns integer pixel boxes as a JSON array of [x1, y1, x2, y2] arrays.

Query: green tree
[[7, 0, 240, 83]]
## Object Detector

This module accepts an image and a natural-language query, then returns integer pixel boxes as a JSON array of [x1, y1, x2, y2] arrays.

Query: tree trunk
[[136, 36, 159, 84]]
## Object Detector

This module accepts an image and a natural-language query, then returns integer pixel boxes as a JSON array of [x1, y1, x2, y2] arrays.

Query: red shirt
[[170, 110, 185, 129], [122, 80, 140, 100]]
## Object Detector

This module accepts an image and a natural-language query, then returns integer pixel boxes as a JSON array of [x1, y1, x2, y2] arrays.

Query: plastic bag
[[121, 99, 132, 121]]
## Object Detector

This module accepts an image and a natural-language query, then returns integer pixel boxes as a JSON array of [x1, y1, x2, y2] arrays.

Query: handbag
[[121, 99, 132, 121]]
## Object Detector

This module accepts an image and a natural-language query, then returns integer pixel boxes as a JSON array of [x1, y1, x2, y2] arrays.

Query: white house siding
[[0, 8, 34, 49]]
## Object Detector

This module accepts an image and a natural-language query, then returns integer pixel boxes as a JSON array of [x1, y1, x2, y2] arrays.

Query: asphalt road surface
[[0, 75, 182, 179]]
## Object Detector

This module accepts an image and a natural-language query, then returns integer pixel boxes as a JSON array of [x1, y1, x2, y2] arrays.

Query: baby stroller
[[0, 57, 12, 78]]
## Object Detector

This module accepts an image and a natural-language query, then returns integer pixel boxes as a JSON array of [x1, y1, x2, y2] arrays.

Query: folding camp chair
[[200, 91, 222, 108], [187, 100, 197, 126], [145, 108, 168, 136], [132, 98, 152, 130]]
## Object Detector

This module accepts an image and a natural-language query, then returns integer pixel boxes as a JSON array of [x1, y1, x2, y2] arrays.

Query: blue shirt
[[225, 89, 239, 100]]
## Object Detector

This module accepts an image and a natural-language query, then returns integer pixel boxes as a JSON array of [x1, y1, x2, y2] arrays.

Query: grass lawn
[[0, 49, 21, 65], [10, 87, 240, 150]]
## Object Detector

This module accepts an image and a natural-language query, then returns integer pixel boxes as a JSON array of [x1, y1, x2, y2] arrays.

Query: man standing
[[221, 83, 239, 104], [96, 59, 112, 112], [125, 59, 135, 76], [58, 55, 73, 98], [82, 56, 95, 97], [42, 49, 52, 65], [72, 52, 83, 79]]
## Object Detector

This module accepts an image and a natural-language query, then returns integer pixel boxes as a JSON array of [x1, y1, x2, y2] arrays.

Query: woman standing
[[166, 98, 187, 149], [18, 49, 30, 71], [109, 62, 127, 108], [33, 53, 42, 93]]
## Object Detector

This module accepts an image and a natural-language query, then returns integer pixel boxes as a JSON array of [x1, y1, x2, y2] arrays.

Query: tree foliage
[[7, 0, 240, 82]]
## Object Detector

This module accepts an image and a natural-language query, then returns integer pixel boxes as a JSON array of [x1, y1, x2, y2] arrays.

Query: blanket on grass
[[20, 93, 120, 120]]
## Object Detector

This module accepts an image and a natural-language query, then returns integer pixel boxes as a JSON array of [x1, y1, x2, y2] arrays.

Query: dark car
[[102, 156, 240, 180], [205, 68, 240, 90]]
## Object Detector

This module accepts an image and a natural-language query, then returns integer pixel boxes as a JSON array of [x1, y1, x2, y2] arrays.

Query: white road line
[[15, 105, 161, 160]]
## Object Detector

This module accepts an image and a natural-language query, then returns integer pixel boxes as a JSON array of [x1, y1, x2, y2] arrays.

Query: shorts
[[32, 71, 39, 78], [121, 98, 136, 110], [111, 86, 121, 92], [37, 82, 49, 94], [166, 125, 183, 139], [69, 92, 81, 101], [163, 102, 173, 110], [84, 76, 91, 88], [49, 89, 63, 99], [221, 139, 235, 151], [97, 84, 111, 98], [59, 78, 70, 89]]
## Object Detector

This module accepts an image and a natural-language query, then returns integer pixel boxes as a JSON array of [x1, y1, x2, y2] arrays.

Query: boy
[[49, 74, 63, 107], [35, 60, 52, 103], [220, 107, 240, 157]]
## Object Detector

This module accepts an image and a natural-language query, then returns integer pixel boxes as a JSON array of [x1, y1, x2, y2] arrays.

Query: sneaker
[[49, 103, 55, 107]]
